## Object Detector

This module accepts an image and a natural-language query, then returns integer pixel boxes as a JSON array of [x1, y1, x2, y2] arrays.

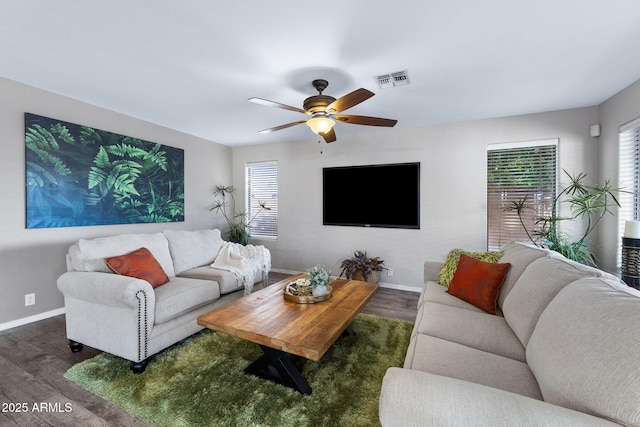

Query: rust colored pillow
[[105, 247, 169, 288], [447, 254, 511, 315]]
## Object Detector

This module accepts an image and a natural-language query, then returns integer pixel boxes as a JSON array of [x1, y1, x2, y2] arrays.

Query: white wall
[[233, 106, 599, 289], [4, 73, 629, 326], [595, 79, 640, 272], [0, 77, 232, 326]]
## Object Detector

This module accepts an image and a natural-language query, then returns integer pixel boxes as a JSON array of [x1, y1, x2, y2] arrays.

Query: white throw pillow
[[76, 232, 176, 277], [163, 229, 224, 275]]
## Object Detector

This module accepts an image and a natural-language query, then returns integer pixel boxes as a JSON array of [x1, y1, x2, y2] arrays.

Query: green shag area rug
[[65, 313, 413, 427]]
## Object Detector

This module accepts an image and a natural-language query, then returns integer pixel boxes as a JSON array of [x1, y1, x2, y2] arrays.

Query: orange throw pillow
[[105, 247, 169, 288], [447, 254, 511, 315]]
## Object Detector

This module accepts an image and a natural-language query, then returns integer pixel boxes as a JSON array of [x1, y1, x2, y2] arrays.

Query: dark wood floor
[[0, 272, 419, 426]]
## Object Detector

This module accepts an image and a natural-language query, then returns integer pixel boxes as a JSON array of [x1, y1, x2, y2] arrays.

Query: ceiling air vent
[[375, 70, 410, 89]]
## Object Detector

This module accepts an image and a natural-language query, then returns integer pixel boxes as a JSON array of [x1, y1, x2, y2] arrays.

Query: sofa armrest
[[424, 261, 444, 284], [57, 271, 155, 310], [379, 368, 618, 427], [58, 271, 157, 362]]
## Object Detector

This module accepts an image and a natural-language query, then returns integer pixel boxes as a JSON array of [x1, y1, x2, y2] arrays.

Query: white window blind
[[487, 139, 558, 251], [246, 161, 278, 239], [618, 118, 640, 266]]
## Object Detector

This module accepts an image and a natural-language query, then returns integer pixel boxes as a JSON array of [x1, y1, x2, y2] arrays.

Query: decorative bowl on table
[[283, 277, 333, 304]]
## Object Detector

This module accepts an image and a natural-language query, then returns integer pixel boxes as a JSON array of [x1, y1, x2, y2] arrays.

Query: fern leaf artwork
[[25, 113, 185, 228]]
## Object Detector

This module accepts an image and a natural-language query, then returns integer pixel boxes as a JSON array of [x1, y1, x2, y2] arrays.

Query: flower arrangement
[[307, 265, 331, 289]]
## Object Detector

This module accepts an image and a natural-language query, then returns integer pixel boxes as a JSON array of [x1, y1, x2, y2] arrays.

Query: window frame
[[486, 138, 558, 251], [618, 117, 640, 266], [245, 160, 278, 240]]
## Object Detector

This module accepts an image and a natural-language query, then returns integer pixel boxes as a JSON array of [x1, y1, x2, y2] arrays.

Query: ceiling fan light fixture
[[306, 116, 335, 134], [250, 79, 396, 142]]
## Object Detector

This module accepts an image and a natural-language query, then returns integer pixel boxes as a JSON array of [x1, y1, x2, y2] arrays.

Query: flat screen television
[[323, 162, 420, 229]]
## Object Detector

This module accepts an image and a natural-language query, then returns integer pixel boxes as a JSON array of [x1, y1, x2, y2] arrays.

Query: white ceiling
[[2, 1, 640, 147]]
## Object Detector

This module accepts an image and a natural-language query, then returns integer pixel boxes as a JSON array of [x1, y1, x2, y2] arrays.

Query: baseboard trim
[[0, 307, 65, 332], [270, 268, 303, 275], [270, 268, 422, 293], [378, 282, 422, 293]]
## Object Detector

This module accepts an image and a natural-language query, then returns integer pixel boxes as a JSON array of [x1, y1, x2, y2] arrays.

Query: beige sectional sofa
[[380, 242, 640, 426], [57, 229, 269, 373]]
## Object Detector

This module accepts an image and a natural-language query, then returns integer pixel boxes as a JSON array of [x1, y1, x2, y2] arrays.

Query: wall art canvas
[[25, 113, 185, 228]]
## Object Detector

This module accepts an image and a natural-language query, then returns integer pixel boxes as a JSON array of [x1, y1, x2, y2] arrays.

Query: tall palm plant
[[509, 170, 623, 266], [210, 185, 270, 245]]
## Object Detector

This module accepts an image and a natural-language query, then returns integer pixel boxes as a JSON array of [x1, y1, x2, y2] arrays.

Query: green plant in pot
[[308, 265, 331, 297], [508, 170, 623, 266], [339, 250, 384, 283], [210, 185, 270, 245]]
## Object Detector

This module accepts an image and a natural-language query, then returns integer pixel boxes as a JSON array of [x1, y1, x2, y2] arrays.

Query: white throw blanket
[[211, 242, 271, 295]]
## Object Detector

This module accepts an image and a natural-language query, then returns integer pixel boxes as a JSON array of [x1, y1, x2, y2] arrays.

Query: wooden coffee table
[[197, 274, 378, 394]]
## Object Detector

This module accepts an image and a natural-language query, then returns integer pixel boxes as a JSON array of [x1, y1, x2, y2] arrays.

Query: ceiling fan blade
[[258, 120, 307, 134], [248, 97, 309, 115], [325, 88, 374, 114], [335, 115, 398, 127], [321, 128, 337, 143]]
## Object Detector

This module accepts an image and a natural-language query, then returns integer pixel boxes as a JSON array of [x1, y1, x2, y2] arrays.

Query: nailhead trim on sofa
[[136, 290, 149, 361]]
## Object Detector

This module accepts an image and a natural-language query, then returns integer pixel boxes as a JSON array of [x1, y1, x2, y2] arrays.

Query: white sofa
[[379, 242, 640, 427], [57, 229, 270, 373]]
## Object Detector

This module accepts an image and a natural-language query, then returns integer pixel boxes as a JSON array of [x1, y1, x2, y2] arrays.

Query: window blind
[[487, 140, 557, 251], [618, 118, 640, 266], [246, 161, 278, 239]]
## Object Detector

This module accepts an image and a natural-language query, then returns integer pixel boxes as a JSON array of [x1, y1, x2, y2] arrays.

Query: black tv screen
[[323, 162, 420, 229]]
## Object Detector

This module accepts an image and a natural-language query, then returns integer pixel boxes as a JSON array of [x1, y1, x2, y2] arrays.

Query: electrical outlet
[[25, 293, 35, 306], [387, 268, 394, 277]]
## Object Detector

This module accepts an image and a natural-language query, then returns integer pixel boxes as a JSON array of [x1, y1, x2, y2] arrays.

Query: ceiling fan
[[248, 79, 397, 143]]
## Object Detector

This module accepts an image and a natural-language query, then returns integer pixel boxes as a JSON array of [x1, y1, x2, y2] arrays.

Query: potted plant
[[339, 250, 385, 283], [508, 170, 624, 266], [210, 185, 270, 245], [308, 265, 331, 297]]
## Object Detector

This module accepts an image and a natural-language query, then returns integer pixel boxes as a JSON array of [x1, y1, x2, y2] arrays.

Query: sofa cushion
[[163, 229, 225, 275], [67, 243, 111, 273], [447, 254, 511, 314], [416, 302, 525, 361], [438, 249, 504, 287], [153, 276, 221, 324], [547, 250, 624, 283], [421, 281, 487, 313], [105, 247, 169, 288], [527, 277, 640, 426], [497, 242, 549, 309], [380, 368, 620, 427], [503, 257, 599, 346], [178, 266, 243, 294], [70, 232, 176, 277], [407, 334, 542, 399]]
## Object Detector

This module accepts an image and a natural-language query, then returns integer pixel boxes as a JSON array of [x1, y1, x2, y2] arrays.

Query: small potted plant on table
[[308, 265, 331, 297], [339, 250, 384, 284]]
